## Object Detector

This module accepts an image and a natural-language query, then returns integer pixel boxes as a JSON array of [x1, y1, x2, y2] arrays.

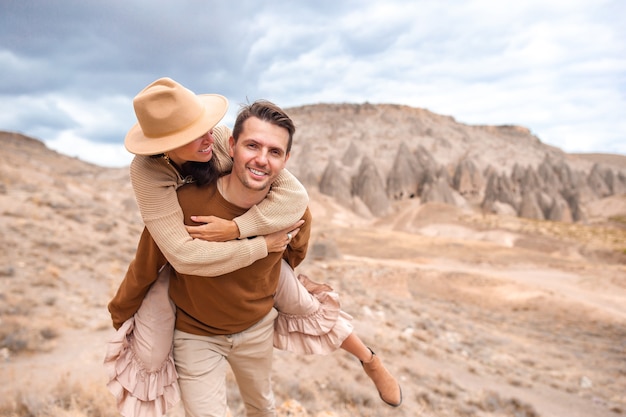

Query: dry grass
[[2, 133, 626, 417], [0, 379, 118, 417]]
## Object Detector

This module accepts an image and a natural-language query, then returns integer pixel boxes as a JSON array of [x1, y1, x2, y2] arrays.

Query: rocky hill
[[1, 102, 625, 417], [287, 103, 626, 222]]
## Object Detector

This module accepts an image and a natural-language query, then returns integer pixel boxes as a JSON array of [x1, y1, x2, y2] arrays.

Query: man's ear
[[228, 136, 235, 158], [284, 152, 291, 164]]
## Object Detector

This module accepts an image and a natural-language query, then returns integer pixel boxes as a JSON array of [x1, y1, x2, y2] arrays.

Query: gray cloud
[[1, 0, 625, 166]]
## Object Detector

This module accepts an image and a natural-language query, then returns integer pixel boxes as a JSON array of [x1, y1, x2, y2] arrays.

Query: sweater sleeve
[[130, 154, 268, 276], [283, 208, 312, 269], [212, 125, 310, 238]]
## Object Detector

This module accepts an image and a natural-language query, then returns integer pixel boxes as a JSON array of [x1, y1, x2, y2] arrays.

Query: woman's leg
[[340, 332, 373, 362], [341, 332, 402, 407], [274, 260, 402, 407], [273, 260, 353, 354]]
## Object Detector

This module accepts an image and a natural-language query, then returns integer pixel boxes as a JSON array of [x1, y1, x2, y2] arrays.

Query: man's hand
[[187, 216, 240, 242], [264, 220, 305, 253]]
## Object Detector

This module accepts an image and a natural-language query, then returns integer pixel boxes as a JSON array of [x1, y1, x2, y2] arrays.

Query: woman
[[105, 78, 401, 416]]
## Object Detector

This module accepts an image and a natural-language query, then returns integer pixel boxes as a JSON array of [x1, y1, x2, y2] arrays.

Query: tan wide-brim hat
[[124, 77, 228, 155]]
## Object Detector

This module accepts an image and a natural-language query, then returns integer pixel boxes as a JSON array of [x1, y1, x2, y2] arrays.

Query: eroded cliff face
[[286, 103, 626, 222]]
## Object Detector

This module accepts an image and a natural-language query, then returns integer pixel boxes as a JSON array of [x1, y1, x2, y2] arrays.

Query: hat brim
[[124, 94, 228, 156]]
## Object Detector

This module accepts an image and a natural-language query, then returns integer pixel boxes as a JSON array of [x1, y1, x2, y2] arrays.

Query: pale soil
[[4, 189, 625, 417], [1, 133, 625, 416]]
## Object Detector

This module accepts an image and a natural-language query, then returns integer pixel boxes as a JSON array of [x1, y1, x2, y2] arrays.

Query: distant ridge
[[2, 100, 625, 223], [284, 103, 626, 223]]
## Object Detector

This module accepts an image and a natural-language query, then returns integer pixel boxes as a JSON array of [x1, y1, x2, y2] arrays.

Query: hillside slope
[[1, 119, 625, 416]]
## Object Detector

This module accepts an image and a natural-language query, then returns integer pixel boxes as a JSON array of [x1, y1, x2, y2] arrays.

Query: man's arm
[[283, 208, 313, 269]]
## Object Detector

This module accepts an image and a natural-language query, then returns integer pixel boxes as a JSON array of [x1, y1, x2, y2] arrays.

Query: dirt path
[[2, 190, 625, 416]]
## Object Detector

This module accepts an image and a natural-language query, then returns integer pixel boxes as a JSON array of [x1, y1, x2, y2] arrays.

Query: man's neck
[[218, 175, 268, 209]]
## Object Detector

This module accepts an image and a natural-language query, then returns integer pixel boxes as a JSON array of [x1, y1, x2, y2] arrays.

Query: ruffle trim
[[104, 318, 180, 417], [274, 274, 354, 355]]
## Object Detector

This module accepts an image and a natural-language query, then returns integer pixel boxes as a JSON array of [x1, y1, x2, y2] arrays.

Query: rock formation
[[453, 157, 484, 201], [318, 158, 353, 208], [280, 103, 625, 222], [386, 142, 421, 200], [351, 156, 390, 217]]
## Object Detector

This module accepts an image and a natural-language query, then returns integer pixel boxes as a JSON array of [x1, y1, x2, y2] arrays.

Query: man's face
[[229, 116, 290, 192]]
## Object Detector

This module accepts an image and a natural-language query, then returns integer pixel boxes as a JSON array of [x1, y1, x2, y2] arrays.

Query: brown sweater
[[108, 180, 312, 335]]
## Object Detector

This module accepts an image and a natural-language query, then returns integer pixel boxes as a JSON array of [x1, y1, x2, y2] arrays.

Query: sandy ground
[[1, 132, 625, 416], [2, 188, 625, 417]]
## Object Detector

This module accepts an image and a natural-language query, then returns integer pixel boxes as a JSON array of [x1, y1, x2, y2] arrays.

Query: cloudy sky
[[1, 0, 625, 167]]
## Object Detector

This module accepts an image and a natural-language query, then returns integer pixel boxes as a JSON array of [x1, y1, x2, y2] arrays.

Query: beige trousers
[[173, 308, 278, 417]]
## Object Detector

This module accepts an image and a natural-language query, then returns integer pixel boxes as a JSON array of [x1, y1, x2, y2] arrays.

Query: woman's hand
[[264, 220, 305, 253], [186, 216, 240, 242]]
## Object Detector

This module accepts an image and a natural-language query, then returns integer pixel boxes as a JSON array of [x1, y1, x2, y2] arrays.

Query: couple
[[106, 77, 402, 417]]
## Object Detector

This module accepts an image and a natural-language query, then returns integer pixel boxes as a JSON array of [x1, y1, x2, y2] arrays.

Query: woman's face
[[167, 130, 215, 166]]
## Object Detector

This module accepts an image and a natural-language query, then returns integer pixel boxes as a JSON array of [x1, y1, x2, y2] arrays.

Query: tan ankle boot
[[361, 348, 402, 407]]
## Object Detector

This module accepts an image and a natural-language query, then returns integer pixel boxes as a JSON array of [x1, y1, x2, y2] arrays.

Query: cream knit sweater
[[129, 125, 309, 276]]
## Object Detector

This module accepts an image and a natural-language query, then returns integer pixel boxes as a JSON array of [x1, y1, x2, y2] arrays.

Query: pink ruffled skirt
[[103, 265, 180, 417], [273, 259, 353, 354], [104, 260, 353, 416]]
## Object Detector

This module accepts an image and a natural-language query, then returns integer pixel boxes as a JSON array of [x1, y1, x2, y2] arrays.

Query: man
[[110, 100, 310, 416]]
